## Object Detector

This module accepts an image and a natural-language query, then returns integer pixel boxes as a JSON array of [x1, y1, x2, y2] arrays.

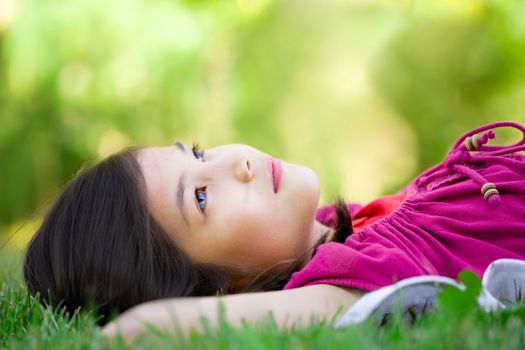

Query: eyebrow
[[174, 141, 190, 227], [174, 141, 185, 153]]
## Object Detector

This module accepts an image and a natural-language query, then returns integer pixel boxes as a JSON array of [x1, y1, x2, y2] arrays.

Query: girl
[[23, 121, 525, 341]]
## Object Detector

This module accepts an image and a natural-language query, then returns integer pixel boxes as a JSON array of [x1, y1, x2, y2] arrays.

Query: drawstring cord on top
[[414, 121, 525, 205]]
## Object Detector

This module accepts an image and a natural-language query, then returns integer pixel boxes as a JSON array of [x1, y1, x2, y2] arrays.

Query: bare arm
[[102, 284, 363, 342]]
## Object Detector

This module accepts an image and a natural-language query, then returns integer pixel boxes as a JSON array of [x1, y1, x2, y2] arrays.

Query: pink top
[[284, 121, 525, 291]]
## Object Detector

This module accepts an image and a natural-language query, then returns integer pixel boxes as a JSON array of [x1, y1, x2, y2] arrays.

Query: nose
[[198, 149, 254, 183], [235, 157, 253, 182]]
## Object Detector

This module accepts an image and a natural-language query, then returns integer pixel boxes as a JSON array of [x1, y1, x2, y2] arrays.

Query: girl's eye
[[195, 187, 207, 213], [192, 142, 207, 213], [192, 142, 205, 161]]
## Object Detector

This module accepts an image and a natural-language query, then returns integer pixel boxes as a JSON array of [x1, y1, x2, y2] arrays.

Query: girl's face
[[137, 143, 327, 275]]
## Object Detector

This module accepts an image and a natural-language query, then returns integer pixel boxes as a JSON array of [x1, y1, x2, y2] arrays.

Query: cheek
[[213, 185, 317, 267], [227, 208, 309, 265]]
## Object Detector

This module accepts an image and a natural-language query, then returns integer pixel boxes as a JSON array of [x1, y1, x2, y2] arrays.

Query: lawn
[[1, 252, 525, 349]]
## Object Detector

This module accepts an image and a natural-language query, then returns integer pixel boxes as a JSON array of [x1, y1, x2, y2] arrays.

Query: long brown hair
[[23, 148, 353, 323]]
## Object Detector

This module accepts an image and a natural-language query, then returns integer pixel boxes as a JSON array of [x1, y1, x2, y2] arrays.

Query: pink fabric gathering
[[284, 121, 525, 292]]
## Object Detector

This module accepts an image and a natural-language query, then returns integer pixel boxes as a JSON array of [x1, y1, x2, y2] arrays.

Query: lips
[[266, 157, 282, 193]]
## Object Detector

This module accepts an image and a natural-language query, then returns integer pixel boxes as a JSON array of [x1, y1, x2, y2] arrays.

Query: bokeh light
[[1, 0, 525, 250]]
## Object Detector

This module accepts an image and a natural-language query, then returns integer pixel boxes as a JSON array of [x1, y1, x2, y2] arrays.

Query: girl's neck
[[296, 220, 335, 271], [310, 220, 335, 249]]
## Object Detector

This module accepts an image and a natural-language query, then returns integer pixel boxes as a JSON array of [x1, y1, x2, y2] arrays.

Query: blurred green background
[[1, 0, 525, 251]]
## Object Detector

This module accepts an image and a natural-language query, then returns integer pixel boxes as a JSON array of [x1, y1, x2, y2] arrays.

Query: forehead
[[137, 146, 174, 164], [136, 145, 194, 234], [136, 146, 182, 197]]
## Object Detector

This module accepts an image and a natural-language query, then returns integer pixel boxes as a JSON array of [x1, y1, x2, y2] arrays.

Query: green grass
[[1, 252, 525, 349]]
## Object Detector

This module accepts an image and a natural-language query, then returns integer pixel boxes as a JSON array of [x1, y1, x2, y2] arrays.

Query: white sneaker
[[478, 258, 525, 311], [335, 258, 525, 329], [335, 275, 462, 328]]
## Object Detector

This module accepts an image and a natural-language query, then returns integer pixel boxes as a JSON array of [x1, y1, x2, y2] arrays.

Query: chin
[[286, 163, 321, 225], [298, 164, 321, 203]]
